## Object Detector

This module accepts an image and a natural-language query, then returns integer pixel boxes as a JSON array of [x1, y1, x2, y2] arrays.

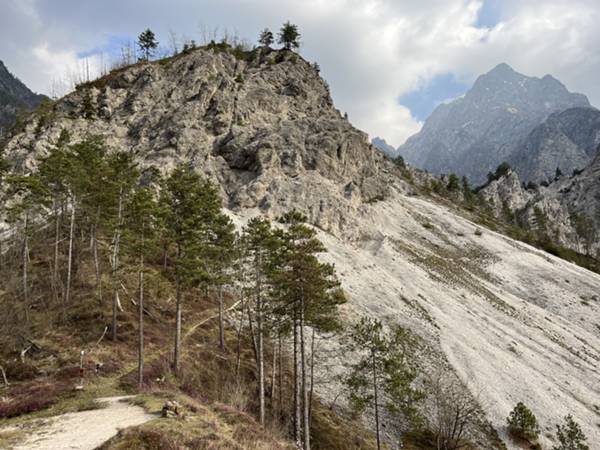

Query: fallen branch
[[0, 365, 8, 387], [183, 299, 242, 342], [20, 345, 32, 363], [93, 326, 109, 348]]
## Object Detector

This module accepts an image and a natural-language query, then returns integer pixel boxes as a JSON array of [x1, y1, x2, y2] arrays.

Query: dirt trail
[[8, 396, 156, 450]]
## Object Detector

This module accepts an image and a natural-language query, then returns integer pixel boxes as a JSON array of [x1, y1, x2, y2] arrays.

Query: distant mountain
[[0, 60, 45, 134], [371, 136, 397, 157], [398, 63, 590, 184], [510, 107, 600, 182]]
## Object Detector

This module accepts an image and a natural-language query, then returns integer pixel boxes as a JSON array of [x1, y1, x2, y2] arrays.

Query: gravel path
[[10, 396, 156, 450]]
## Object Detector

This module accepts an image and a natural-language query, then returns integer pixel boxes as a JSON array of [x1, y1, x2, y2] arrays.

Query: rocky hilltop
[[0, 60, 45, 134], [4, 47, 392, 239], [3, 48, 600, 449], [398, 63, 590, 184]]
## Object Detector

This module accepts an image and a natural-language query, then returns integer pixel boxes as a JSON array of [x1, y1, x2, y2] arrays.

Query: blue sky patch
[[76, 34, 134, 59], [399, 73, 471, 122], [476, 0, 504, 29]]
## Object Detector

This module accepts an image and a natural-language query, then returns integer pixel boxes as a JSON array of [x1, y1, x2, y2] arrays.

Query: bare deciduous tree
[[428, 370, 480, 450]]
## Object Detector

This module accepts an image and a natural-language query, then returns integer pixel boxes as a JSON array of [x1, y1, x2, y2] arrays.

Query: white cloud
[[1, 0, 600, 146]]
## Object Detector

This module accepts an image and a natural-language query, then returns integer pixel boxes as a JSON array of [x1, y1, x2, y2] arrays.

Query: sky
[[2, 0, 600, 147]]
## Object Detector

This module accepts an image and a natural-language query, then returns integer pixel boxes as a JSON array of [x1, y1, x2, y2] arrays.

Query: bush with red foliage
[[0, 378, 73, 418]]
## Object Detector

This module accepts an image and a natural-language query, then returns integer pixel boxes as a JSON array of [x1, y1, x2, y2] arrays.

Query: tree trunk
[[65, 199, 76, 306], [173, 244, 182, 373], [137, 250, 144, 387], [218, 286, 225, 351], [92, 214, 102, 303], [293, 313, 302, 447], [22, 212, 29, 322], [308, 328, 316, 425], [278, 332, 283, 420], [372, 351, 381, 450], [111, 188, 123, 342], [257, 281, 265, 426], [300, 298, 310, 450], [235, 292, 245, 385], [52, 201, 61, 302], [0, 365, 8, 387], [270, 339, 277, 413]]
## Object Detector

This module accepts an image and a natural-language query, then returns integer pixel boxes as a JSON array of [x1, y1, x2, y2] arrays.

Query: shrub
[[487, 162, 512, 183], [553, 415, 589, 450], [507, 402, 540, 441], [447, 173, 460, 191], [394, 155, 406, 168]]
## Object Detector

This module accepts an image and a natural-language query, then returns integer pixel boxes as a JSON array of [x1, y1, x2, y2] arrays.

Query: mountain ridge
[[397, 63, 590, 184], [0, 60, 46, 134]]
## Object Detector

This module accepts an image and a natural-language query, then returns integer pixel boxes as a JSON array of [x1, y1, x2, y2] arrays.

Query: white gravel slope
[[311, 190, 600, 449]]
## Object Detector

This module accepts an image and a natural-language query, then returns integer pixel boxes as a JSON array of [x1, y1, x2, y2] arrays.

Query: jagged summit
[[398, 63, 590, 184]]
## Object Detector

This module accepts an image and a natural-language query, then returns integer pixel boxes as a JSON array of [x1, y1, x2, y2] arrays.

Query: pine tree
[[62, 136, 109, 306], [553, 415, 589, 450], [123, 182, 160, 387], [258, 28, 274, 47], [4, 173, 48, 322], [104, 151, 139, 341], [37, 136, 72, 302], [160, 165, 224, 373], [206, 210, 235, 351], [273, 210, 345, 450], [507, 402, 540, 441], [241, 217, 281, 425], [137, 29, 159, 61], [345, 317, 422, 450], [447, 173, 460, 191], [278, 22, 301, 51]]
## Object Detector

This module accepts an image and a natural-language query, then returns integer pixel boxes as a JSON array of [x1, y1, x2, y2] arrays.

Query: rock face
[[0, 60, 45, 134], [4, 48, 600, 449], [371, 136, 397, 157], [4, 48, 392, 238], [398, 63, 590, 185], [480, 157, 600, 255], [479, 169, 533, 213], [511, 107, 600, 182]]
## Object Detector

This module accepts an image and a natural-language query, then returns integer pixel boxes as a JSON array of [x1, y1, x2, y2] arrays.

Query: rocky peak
[[398, 63, 590, 185], [3, 47, 395, 237]]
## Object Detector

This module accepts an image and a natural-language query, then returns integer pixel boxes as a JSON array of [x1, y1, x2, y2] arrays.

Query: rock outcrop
[[371, 136, 397, 157], [511, 107, 600, 182], [3, 48, 393, 239], [480, 158, 600, 255], [398, 63, 590, 185]]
